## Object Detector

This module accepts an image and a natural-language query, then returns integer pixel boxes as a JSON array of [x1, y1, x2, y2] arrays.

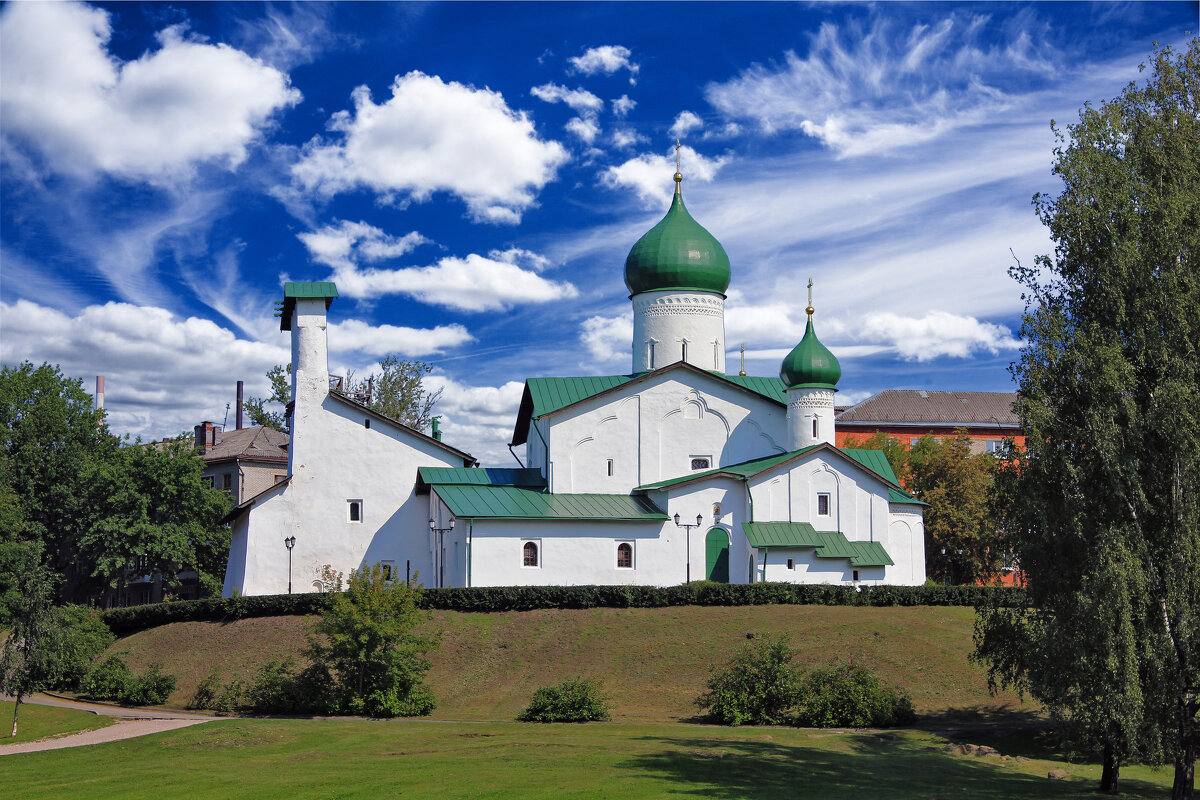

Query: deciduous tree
[[976, 42, 1199, 797]]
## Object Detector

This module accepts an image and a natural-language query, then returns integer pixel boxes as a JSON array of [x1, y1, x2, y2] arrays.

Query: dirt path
[[0, 693, 217, 755]]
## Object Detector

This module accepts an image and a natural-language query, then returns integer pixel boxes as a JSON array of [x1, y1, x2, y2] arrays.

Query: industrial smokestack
[[236, 380, 244, 430], [96, 376, 105, 411]]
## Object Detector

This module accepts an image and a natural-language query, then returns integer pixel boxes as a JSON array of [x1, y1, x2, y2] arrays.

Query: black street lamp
[[429, 518, 456, 588], [284, 535, 296, 594], [674, 513, 704, 583]]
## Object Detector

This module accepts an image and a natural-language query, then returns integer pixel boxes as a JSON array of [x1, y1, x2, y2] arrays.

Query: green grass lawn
[[0, 718, 1174, 799], [0, 701, 112, 745]]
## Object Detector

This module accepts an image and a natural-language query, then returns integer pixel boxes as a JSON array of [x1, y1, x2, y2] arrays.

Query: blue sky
[[1, 1, 1196, 464]]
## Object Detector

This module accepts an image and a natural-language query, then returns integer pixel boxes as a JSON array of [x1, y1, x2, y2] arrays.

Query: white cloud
[[530, 82, 603, 114], [724, 290, 806, 347], [0, 299, 288, 440], [611, 128, 646, 149], [611, 94, 636, 117], [580, 312, 633, 364], [569, 45, 640, 83], [0, 1, 300, 181], [291, 71, 569, 224], [487, 248, 552, 272], [565, 115, 601, 144], [704, 14, 1059, 157], [298, 220, 430, 272], [860, 311, 1021, 360], [329, 319, 474, 357], [326, 253, 579, 312], [424, 375, 527, 465], [601, 145, 729, 206], [669, 111, 703, 139]]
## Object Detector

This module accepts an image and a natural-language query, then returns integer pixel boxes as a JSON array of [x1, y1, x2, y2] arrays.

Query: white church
[[222, 169, 927, 596]]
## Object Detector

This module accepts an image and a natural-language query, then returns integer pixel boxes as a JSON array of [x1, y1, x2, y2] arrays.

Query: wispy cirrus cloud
[[291, 71, 568, 224]]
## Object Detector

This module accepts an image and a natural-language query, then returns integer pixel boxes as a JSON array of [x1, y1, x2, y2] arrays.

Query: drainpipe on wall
[[467, 520, 473, 588]]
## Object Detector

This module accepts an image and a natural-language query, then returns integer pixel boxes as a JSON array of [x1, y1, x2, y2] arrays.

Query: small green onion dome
[[624, 187, 731, 296], [780, 317, 841, 389]]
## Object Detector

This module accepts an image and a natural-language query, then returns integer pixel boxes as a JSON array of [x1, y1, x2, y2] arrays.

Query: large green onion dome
[[780, 311, 841, 390], [624, 175, 731, 296]]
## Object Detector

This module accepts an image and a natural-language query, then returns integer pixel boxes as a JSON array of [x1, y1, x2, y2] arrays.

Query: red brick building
[[835, 390, 1025, 454]]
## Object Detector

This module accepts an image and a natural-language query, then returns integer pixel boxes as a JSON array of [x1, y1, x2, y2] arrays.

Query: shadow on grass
[[914, 704, 1047, 730], [621, 732, 1168, 800]]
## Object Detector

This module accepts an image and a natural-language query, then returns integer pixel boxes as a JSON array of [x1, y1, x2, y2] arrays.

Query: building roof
[[742, 522, 894, 567], [329, 391, 476, 466], [624, 185, 731, 296], [432, 484, 667, 521], [279, 281, 338, 331], [836, 389, 1020, 428], [510, 363, 787, 446], [417, 467, 545, 493], [637, 444, 904, 493], [779, 317, 841, 390], [202, 426, 288, 465]]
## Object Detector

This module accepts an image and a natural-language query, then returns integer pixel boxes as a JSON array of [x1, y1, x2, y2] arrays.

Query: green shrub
[[214, 679, 245, 713], [81, 654, 132, 701], [695, 636, 802, 726], [519, 678, 611, 722], [243, 658, 332, 715], [793, 664, 917, 728], [45, 605, 114, 691], [189, 669, 221, 710], [81, 655, 176, 706]]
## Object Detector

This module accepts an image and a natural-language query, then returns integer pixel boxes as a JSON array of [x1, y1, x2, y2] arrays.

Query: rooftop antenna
[[222, 402, 230, 429], [739, 344, 746, 377]]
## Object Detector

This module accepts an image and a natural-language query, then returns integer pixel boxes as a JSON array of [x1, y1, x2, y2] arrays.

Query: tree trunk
[[10, 691, 21, 738], [1172, 736, 1195, 800], [1100, 741, 1120, 793]]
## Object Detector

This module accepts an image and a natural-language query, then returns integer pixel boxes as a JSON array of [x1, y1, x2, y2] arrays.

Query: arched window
[[523, 541, 539, 567], [617, 543, 633, 569]]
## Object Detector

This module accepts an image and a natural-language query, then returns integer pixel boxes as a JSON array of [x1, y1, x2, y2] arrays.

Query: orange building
[[835, 389, 1025, 455]]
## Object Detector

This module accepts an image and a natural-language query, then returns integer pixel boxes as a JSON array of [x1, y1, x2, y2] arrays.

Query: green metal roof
[[779, 317, 841, 389], [417, 467, 545, 491], [624, 189, 731, 295], [742, 522, 893, 567], [279, 282, 338, 331], [888, 487, 928, 506], [839, 448, 901, 485], [433, 485, 667, 521], [511, 365, 787, 446], [638, 448, 816, 490]]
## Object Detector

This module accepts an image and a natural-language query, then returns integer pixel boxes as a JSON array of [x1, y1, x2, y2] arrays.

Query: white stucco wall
[[632, 290, 726, 373], [786, 386, 837, 450], [542, 369, 787, 494]]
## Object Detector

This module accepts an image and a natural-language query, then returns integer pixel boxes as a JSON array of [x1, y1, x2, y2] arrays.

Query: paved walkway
[[0, 693, 217, 755]]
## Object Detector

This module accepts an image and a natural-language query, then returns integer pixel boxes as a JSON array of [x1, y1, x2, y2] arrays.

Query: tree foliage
[[519, 678, 611, 722], [0, 550, 59, 736], [243, 364, 290, 432], [0, 362, 231, 605], [696, 635, 803, 726], [975, 42, 1199, 797]]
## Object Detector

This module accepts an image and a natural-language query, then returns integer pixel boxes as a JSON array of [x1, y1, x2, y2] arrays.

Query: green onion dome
[[624, 183, 731, 296], [780, 316, 841, 389]]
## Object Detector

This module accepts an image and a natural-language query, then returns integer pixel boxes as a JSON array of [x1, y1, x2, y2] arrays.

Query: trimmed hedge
[[102, 583, 1026, 635]]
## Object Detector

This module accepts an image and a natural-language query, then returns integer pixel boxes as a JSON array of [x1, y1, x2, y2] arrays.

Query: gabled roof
[[432, 484, 666, 522], [888, 487, 928, 506], [742, 522, 893, 567], [511, 362, 787, 445], [417, 467, 545, 493], [636, 443, 904, 493], [837, 389, 1020, 428], [329, 391, 476, 466], [202, 426, 288, 465], [220, 476, 290, 524]]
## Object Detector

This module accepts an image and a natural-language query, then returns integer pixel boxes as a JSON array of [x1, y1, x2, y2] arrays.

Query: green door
[[705, 528, 729, 583]]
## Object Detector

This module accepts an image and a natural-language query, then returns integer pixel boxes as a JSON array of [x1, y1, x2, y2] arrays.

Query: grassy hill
[[107, 604, 1032, 723]]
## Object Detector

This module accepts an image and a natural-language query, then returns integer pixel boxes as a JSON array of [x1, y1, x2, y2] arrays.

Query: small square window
[[222, 473, 233, 490], [986, 440, 1003, 454], [786, 558, 794, 570], [364, 419, 371, 429], [691, 457, 711, 471], [274, 474, 287, 484], [817, 493, 830, 516], [381, 562, 395, 582], [607, 459, 614, 477], [852, 569, 860, 582], [348, 500, 363, 523], [202, 476, 214, 489], [910, 437, 921, 447]]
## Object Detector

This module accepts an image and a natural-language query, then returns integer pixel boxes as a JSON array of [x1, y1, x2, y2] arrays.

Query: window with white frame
[[817, 493, 830, 516], [986, 440, 1003, 454], [348, 499, 363, 523], [522, 540, 540, 567], [616, 542, 633, 569], [691, 456, 712, 470]]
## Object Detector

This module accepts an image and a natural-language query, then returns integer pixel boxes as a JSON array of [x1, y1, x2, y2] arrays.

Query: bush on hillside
[[695, 636, 803, 726], [44, 604, 114, 691], [793, 664, 916, 728], [243, 657, 333, 715], [81, 654, 176, 706], [519, 678, 611, 723]]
